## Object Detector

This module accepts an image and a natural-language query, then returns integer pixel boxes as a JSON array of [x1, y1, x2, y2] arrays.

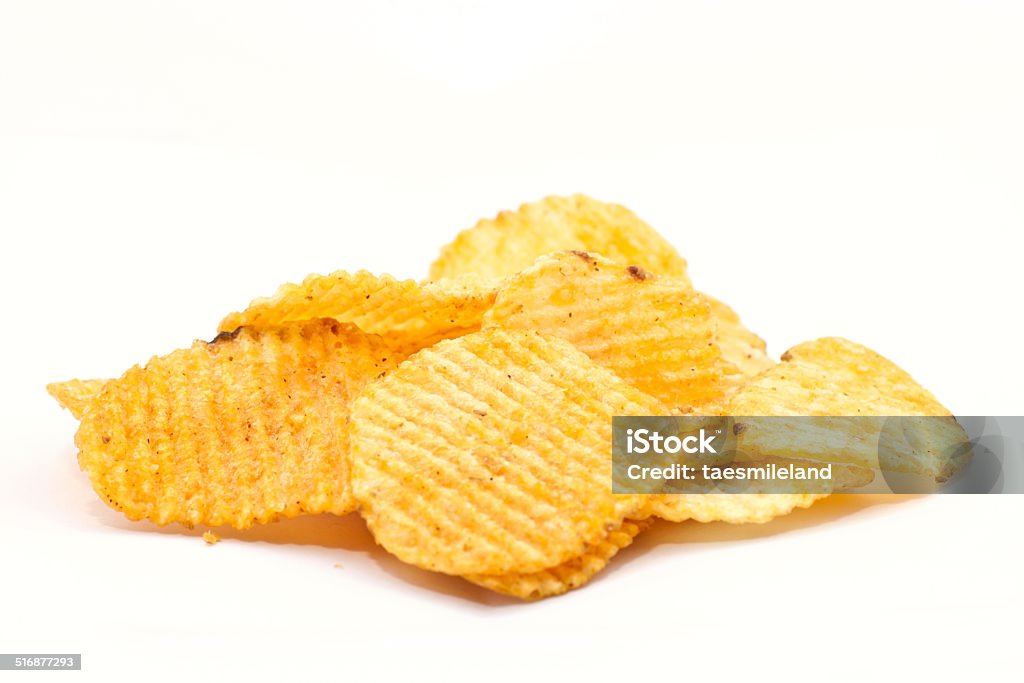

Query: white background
[[2, 1, 1022, 681]]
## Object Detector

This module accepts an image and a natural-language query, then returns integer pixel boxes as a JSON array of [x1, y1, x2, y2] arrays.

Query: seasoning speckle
[[626, 265, 649, 281]]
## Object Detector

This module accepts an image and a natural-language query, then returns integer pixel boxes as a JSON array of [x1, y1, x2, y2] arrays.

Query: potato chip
[[770, 337, 951, 414], [729, 337, 967, 480], [482, 251, 736, 411], [647, 338, 965, 522], [705, 295, 774, 377], [76, 319, 398, 528], [218, 271, 495, 353], [46, 378, 107, 419], [349, 327, 667, 576], [429, 195, 690, 284], [645, 493, 827, 524], [464, 518, 650, 599]]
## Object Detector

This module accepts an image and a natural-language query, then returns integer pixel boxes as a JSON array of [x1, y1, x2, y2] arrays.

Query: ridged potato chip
[[349, 327, 667, 576], [483, 251, 736, 412], [464, 518, 650, 599], [646, 338, 963, 522], [52, 337, 440, 421], [647, 337, 966, 524], [769, 337, 951, 414], [218, 271, 495, 353], [730, 337, 967, 480], [429, 194, 690, 283], [46, 378, 107, 419], [705, 295, 774, 377], [76, 319, 398, 528]]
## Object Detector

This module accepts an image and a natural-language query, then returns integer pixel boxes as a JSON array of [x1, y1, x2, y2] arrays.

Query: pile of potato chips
[[48, 195, 955, 599]]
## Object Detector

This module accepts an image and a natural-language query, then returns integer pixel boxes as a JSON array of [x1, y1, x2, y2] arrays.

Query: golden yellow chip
[[429, 195, 690, 283], [76, 319, 399, 529], [645, 493, 826, 524], [730, 336, 967, 480], [647, 338, 965, 522], [482, 251, 736, 412], [46, 378, 107, 419], [349, 327, 667, 576], [218, 271, 495, 353], [464, 518, 650, 599], [773, 336, 952, 413], [705, 295, 774, 377]]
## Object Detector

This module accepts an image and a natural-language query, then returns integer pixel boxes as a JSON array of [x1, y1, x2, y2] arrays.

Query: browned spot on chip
[[209, 327, 242, 345], [626, 265, 648, 281]]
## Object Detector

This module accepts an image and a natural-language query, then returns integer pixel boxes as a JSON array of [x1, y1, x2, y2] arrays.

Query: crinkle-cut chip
[[482, 251, 735, 411], [730, 337, 967, 481], [429, 194, 689, 284], [646, 493, 827, 524], [218, 271, 496, 353], [464, 519, 650, 600], [705, 295, 774, 377], [75, 319, 399, 529], [349, 328, 667, 576], [46, 378, 107, 419], [771, 337, 950, 414]]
